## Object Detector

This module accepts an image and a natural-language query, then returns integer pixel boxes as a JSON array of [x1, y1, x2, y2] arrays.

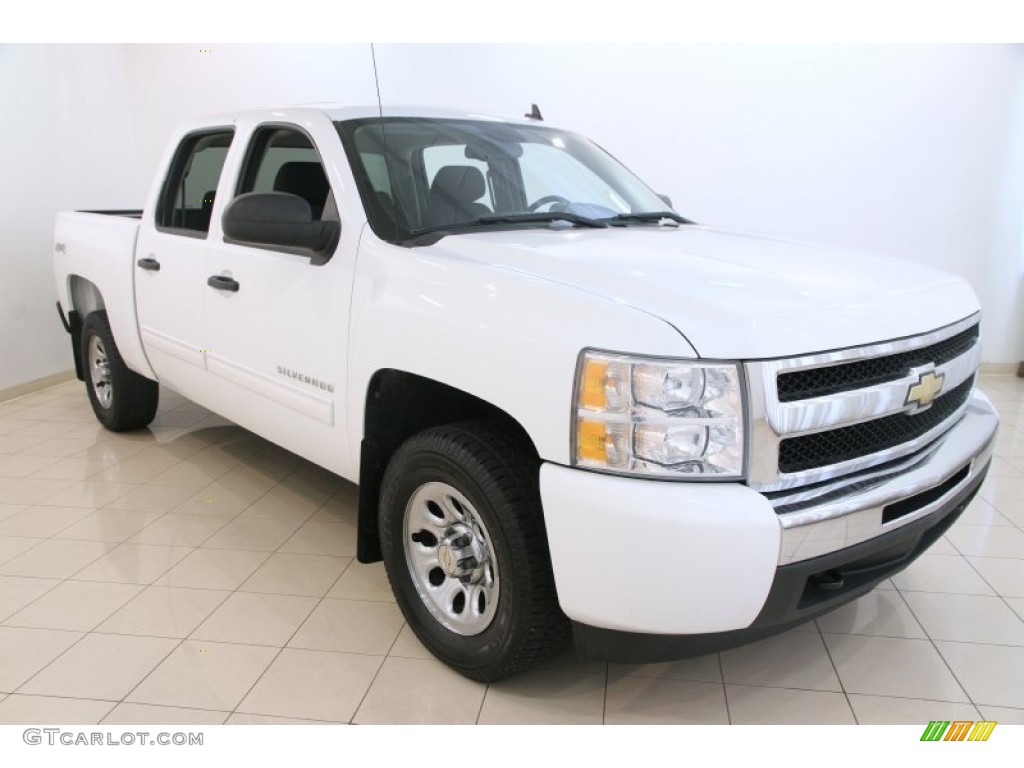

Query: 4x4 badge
[[906, 368, 945, 412]]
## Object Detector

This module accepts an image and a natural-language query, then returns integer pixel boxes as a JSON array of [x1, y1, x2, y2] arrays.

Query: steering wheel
[[528, 195, 571, 212]]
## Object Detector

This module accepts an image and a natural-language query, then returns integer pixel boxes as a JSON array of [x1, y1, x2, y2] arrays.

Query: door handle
[[207, 275, 240, 293], [137, 257, 161, 272]]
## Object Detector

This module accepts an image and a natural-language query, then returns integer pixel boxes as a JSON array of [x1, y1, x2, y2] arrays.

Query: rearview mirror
[[222, 192, 340, 265], [658, 194, 673, 209]]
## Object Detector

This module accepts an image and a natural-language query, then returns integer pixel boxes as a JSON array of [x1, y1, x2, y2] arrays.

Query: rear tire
[[81, 311, 159, 431], [379, 421, 569, 682]]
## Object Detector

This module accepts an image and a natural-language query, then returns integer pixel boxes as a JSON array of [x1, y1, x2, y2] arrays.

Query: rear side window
[[156, 129, 233, 235]]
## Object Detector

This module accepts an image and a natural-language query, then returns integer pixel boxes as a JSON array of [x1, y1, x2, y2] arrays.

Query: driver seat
[[424, 165, 491, 228]]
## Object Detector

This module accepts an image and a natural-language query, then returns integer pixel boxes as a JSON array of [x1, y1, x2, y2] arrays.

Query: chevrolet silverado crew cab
[[52, 105, 998, 682]]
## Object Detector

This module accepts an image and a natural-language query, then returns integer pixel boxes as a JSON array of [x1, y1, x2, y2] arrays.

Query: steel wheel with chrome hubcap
[[88, 334, 114, 409], [404, 481, 500, 635], [379, 421, 569, 682]]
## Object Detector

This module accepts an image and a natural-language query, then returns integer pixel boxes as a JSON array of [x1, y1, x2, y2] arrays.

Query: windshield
[[335, 117, 681, 244]]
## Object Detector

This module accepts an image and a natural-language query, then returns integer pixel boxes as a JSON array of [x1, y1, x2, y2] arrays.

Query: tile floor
[[0, 375, 1022, 725]]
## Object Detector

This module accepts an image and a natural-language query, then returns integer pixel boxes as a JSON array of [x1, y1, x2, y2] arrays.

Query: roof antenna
[[371, 43, 385, 123], [525, 103, 543, 121], [370, 44, 398, 238]]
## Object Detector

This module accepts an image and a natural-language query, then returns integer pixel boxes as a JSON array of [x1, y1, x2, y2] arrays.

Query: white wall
[[0, 45, 140, 390], [2, 44, 1021, 393], [121, 44, 379, 188], [986, 47, 1024, 370], [0, 44, 378, 392]]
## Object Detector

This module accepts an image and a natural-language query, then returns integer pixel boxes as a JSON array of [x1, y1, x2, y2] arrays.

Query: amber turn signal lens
[[577, 419, 608, 462], [581, 360, 609, 410]]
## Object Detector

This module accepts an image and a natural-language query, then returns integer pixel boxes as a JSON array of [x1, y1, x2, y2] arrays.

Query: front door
[[199, 123, 353, 473]]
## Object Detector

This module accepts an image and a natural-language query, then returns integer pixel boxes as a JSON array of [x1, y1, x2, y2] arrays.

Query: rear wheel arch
[[68, 275, 106, 317], [65, 276, 107, 381], [80, 310, 159, 431]]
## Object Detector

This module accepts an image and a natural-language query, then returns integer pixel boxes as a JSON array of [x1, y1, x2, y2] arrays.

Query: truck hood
[[428, 225, 980, 359]]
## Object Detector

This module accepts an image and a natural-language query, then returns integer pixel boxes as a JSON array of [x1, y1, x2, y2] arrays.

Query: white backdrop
[[2, 43, 1022, 392], [0, 45, 140, 391]]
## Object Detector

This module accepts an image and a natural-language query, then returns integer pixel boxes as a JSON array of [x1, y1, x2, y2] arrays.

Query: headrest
[[273, 162, 329, 206], [430, 165, 486, 204]]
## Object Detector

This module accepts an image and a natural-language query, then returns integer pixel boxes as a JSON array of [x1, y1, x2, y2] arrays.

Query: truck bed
[[77, 209, 143, 218], [53, 209, 153, 382]]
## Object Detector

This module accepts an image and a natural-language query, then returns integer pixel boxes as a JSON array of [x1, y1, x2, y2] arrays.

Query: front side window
[[156, 130, 233, 235], [237, 127, 333, 221], [337, 117, 680, 245]]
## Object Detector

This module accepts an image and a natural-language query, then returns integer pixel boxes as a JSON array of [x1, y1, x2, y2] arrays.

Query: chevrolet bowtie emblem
[[906, 368, 945, 412]]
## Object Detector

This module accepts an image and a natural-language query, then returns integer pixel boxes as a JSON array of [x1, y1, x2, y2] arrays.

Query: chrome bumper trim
[[775, 392, 997, 565]]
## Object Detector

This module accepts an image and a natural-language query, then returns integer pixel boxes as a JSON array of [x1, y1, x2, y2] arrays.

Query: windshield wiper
[[475, 212, 609, 228], [608, 211, 691, 226], [402, 212, 609, 247]]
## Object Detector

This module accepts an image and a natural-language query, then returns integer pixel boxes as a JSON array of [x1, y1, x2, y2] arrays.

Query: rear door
[[135, 129, 233, 394], [198, 121, 355, 472]]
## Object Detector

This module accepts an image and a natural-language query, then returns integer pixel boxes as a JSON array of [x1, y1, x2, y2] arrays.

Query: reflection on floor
[[0, 376, 1022, 724]]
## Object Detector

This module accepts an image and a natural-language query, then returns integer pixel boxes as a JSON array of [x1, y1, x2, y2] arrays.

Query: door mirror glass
[[222, 192, 340, 265]]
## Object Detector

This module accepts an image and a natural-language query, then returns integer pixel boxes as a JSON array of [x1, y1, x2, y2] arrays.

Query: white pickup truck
[[52, 105, 998, 681]]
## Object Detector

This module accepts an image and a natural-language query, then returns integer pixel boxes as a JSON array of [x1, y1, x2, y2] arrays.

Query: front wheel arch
[[357, 369, 538, 564]]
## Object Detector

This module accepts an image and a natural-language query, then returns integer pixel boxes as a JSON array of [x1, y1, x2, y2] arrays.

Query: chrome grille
[[745, 314, 981, 494], [778, 375, 974, 473], [776, 325, 979, 402]]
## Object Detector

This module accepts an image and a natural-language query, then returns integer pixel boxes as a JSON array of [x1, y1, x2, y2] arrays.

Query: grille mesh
[[777, 325, 978, 403], [778, 376, 975, 474]]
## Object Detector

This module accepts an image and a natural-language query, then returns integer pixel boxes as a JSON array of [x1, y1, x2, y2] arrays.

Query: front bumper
[[539, 391, 998, 662]]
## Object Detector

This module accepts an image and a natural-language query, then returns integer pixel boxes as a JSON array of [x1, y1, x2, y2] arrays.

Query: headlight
[[573, 350, 746, 479]]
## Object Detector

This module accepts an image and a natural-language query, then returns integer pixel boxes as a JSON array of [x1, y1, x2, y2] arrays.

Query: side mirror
[[222, 192, 340, 265], [658, 194, 674, 209]]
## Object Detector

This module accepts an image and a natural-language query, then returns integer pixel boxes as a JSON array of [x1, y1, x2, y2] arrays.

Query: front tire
[[81, 311, 159, 431], [379, 421, 569, 682]]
